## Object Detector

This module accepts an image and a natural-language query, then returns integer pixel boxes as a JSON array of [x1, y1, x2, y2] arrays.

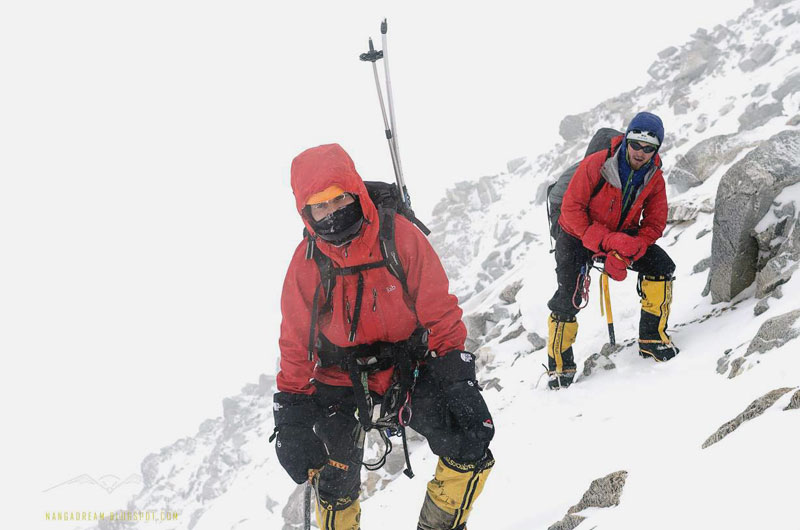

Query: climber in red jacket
[[547, 112, 680, 389], [272, 143, 494, 530]]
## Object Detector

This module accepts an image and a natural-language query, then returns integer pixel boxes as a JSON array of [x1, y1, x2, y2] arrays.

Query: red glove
[[603, 251, 630, 281], [632, 241, 648, 262], [601, 232, 642, 259]]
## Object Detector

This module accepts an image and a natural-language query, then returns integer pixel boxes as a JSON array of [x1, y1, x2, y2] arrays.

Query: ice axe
[[599, 272, 616, 345]]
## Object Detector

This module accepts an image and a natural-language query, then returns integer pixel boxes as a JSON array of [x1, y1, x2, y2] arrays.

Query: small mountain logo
[[43, 474, 143, 494]]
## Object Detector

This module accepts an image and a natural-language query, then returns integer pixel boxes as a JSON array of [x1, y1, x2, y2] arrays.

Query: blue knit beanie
[[625, 112, 664, 146]]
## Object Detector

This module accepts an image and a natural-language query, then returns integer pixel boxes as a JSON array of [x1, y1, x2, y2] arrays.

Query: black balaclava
[[307, 198, 364, 246]]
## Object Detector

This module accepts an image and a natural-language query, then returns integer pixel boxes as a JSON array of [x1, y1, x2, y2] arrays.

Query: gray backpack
[[546, 128, 622, 241]]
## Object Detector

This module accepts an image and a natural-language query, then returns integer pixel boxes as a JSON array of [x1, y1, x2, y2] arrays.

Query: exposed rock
[[788, 114, 800, 126], [658, 46, 678, 59], [668, 197, 715, 223], [753, 205, 800, 298], [548, 471, 628, 530], [693, 257, 712, 274], [716, 351, 732, 374], [674, 40, 720, 87], [754, 0, 793, 10], [499, 280, 524, 304], [484, 323, 505, 343], [739, 43, 777, 72], [506, 157, 527, 174], [772, 72, 800, 101], [784, 389, 800, 410], [738, 101, 784, 131], [781, 12, 798, 25], [754, 297, 771, 316], [500, 325, 526, 343], [668, 133, 749, 193], [697, 228, 712, 239], [527, 332, 546, 351], [745, 309, 800, 355], [719, 100, 736, 116], [465, 312, 491, 341], [728, 356, 747, 378], [673, 97, 695, 115], [481, 250, 504, 280], [559, 114, 586, 142], [548, 514, 585, 530], [476, 176, 501, 207], [709, 130, 800, 302], [695, 114, 709, 133], [702, 388, 795, 448], [582, 352, 616, 377], [490, 304, 511, 323], [751, 83, 770, 97]]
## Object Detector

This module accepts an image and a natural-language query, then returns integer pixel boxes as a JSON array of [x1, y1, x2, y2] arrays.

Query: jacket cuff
[[428, 350, 477, 382], [582, 223, 611, 253], [273, 392, 320, 428]]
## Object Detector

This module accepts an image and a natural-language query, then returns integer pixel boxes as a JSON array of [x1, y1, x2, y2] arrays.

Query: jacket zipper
[[372, 288, 377, 312], [345, 298, 352, 324]]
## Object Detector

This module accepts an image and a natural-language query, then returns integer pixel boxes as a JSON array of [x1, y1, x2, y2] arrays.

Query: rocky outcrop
[[772, 72, 800, 101], [709, 130, 800, 303], [702, 388, 795, 448], [753, 192, 800, 297], [738, 43, 777, 72], [746, 309, 800, 355], [718, 309, 800, 377], [667, 134, 751, 193], [738, 101, 785, 131], [548, 471, 628, 530], [559, 114, 587, 142]]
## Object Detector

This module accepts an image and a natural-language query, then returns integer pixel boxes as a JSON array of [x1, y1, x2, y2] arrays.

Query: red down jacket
[[559, 135, 668, 252], [277, 143, 467, 396]]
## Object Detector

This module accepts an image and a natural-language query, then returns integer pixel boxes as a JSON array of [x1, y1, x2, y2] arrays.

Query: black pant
[[311, 367, 492, 508], [547, 230, 675, 319]]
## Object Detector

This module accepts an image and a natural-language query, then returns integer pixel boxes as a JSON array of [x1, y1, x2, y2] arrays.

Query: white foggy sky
[[1, 0, 751, 510]]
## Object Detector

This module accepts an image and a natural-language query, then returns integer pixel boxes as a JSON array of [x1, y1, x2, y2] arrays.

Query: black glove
[[272, 392, 327, 484], [427, 350, 495, 445]]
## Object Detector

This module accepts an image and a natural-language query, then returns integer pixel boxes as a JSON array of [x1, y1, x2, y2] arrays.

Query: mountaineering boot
[[638, 275, 679, 362], [417, 451, 495, 530], [315, 497, 361, 530], [547, 313, 578, 389]]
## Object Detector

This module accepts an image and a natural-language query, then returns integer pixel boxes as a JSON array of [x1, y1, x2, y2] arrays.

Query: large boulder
[[738, 43, 777, 72], [667, 134, 750, 193], [559, 114, 587, 142], [738, 101, 784, 131], [772, 72, 800, 101], [709, 130, 800, 303], [673, 40, 720, 88]]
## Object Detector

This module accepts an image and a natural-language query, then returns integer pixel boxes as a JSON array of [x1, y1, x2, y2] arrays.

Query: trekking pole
[[359, 19, 411, 208], [600, 272, 616, 345], [360, 38, 402, 198], [380, 19, 408, 203], [303, 481, 311, 530]]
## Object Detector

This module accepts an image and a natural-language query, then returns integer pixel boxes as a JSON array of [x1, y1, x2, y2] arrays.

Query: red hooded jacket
[[559, 136, 668, 252], [277, 144, 467, 396]]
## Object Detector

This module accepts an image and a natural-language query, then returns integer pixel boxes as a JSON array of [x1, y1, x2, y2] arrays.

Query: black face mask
[[308, 199, 364, 246]]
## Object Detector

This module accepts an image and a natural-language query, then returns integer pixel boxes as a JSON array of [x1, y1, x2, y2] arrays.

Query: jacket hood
[[290, 143, 379, 246]]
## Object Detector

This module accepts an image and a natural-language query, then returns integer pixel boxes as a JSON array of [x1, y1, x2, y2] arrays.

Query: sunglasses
[[628, 140, 657, 154]]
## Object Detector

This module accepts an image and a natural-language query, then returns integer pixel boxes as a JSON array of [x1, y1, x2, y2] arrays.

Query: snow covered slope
[[89, 1, 800, 528]]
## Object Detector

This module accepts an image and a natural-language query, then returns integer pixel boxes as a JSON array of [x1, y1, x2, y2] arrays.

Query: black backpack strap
[[376, 205, 410, 296], [306, 236, 336, 311]]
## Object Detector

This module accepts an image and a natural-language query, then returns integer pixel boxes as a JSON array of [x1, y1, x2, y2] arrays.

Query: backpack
[[304, 181, 430, 350], [546, 128, 622, 241]]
